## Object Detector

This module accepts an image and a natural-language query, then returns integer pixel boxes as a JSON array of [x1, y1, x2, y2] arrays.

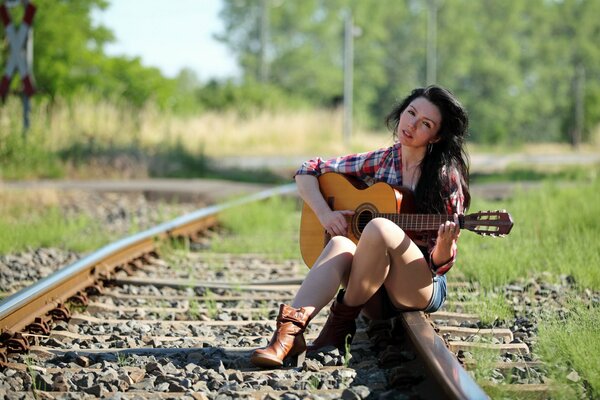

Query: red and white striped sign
[[0, 0, 37, 101]]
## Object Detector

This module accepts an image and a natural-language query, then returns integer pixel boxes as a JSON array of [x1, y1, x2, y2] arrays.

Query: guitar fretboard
[[375, 213, 456, 231]]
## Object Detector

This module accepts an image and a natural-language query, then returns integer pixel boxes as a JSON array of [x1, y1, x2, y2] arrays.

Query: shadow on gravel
[[41, 317, 444, 398]]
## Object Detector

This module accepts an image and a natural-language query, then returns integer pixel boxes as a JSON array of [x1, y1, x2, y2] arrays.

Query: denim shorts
[[423, 274, 447, 313], [380, 274, 447, 317]]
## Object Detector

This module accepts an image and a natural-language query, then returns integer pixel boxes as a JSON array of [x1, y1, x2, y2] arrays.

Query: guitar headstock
[[462, 210, 514, 237]]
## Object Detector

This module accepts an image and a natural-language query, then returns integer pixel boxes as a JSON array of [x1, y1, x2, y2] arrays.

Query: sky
[[93, 0, 239, 81]]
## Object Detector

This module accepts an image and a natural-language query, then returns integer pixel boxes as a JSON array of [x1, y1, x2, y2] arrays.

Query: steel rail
[[401, 311, 489, 400], [0, 181, 489, 399], [0, 184, 296, 333]]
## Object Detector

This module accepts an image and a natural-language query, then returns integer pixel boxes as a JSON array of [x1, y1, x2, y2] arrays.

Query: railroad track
[[0, 184, 547, 399]]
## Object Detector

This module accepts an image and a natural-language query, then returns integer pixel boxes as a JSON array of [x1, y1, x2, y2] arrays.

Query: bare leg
[[343, 218, 433, 309], [291, 236, 355, 318]]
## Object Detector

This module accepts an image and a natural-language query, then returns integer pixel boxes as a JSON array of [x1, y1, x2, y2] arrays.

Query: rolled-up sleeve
[[293, 148, 391, 180]]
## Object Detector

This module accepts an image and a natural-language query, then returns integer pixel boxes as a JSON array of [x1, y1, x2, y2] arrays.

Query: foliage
[[0, 129, 63, 180], [196, 78, 308, 114], [217, 0, 600, 144], [2, 0, 600, 144], [0, 0, 191, 111]]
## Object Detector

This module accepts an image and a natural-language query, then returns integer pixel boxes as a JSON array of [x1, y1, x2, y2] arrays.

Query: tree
[[0, 0, 182, 110], [216, 0, 600, 144]]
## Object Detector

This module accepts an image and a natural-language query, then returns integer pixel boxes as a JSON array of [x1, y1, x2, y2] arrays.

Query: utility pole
[[573, 64, 585, 149], [343, 10, 354, 146], [259, 0, 270, 83], [426, 0, 438, 85]]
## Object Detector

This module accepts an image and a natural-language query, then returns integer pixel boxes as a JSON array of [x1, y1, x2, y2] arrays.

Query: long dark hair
[[385, 85, 471, 213]]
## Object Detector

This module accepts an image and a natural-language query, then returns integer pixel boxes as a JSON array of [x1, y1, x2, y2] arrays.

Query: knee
[[327, 235, 356, 254], [362, 218, 404, 243]]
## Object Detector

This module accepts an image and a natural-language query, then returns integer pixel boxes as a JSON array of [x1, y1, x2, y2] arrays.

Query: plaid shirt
[[294, 142, 465, 275]]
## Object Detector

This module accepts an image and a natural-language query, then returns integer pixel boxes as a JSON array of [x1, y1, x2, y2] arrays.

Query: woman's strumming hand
[[319, 209, 355, 237]]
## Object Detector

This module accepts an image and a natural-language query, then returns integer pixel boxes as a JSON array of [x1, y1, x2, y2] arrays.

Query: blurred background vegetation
[[1, 0, 599, 180]]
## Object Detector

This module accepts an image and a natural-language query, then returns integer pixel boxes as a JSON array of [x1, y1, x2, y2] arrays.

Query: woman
[[251, 85, 470, 368]]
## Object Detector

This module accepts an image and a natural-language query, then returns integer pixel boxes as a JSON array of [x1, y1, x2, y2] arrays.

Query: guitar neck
[[377, 213, 458, 231]]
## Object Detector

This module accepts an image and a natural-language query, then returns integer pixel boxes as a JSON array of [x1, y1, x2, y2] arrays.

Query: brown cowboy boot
[[308, 289, 363, 353], [250, 304, 311, 368]]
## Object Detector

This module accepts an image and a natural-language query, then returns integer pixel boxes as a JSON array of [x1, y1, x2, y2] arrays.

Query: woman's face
[[397, 97, 442, 149]]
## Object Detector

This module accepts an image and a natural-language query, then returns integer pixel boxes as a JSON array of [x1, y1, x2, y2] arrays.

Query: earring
[[427, 143, 433, 154]]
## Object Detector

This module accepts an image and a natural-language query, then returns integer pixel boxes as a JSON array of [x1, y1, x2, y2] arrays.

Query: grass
[[0, 190, 110, 254], [461, 291, 513, 324], [203, 291, 218, 319], [211, 195, 303, 260], [188, 299, 202, 320], [536, 302, 600, 399], [155, 236, 191, 272], [1, 95, 391, 181], [0, 189, 189, 256], [24, 355, 43, 396], [460, 169, 600, 292], [453, 167, 600, 397], [470, 162, 600, 184]]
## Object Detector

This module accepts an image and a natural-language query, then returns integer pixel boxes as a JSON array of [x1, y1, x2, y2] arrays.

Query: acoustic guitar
[[299, 173, 514, 268]]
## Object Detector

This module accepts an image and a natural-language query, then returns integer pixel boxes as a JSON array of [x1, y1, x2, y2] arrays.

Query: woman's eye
[[408, 110, 415, 116], [423, 121, 431, 129]]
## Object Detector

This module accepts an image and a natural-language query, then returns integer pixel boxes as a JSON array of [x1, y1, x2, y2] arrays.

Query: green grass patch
[[211, 196, 302, 260], [460, 176, 600, 292], [0, 190, 185, 255], [461, 290, 513, 325], [470, 163, 599, 185], [0, 195, 109, 254], [155, 236, 191, 271], [459, 168, 600, 397], [0, 132, 64, 180], [536, 302, 600, 399]]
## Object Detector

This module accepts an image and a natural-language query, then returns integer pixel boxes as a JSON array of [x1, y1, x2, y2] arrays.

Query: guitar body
[[299, 173, 416, 268]]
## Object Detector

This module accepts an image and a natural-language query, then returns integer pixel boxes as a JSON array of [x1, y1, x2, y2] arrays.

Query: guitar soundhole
[[352, 203, 378, 239]]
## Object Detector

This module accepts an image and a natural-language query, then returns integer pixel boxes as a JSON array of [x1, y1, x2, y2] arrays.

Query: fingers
[[327, 221, 345, 236], [325, 210, 352, 236], [438, 217, 460, 239]]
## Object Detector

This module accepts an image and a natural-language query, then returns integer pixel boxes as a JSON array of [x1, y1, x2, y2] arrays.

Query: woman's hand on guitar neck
[[319, 209, 355, 237], [432, 213, 460, 266]]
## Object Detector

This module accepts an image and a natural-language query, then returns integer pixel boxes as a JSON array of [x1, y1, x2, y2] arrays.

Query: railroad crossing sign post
[[0, 0, 36, 132]]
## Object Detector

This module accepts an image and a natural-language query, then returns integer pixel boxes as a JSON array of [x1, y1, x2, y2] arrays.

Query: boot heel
[[289, 349, 306, 367]]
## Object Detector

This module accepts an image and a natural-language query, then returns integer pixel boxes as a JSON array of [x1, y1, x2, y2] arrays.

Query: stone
[[566, 370, 580, 383], [128, 368, 146, 383], [73, 373, 95, 389], [33, 373, 54, 391], [228, 370, 244, 383], [301, 359, 321, 372], [83, 384, 107, 397]]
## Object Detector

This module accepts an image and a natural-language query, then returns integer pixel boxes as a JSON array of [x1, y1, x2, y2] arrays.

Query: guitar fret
[[378, 213, 449, 230]]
